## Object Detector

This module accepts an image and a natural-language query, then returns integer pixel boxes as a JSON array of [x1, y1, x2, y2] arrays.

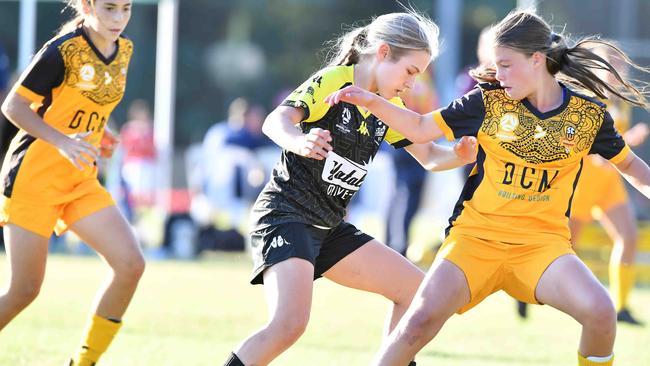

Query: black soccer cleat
[[617, 308, 644, 326], [517, 300, 528, 319]]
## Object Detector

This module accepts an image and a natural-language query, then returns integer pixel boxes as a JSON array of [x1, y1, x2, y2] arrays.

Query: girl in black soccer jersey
[[0, 1, 143, 365], [223, 11, 477, 366], [327, 10, 650, 366]]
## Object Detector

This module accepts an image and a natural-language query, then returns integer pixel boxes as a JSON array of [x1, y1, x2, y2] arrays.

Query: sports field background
[[0, 253, 647, 366]]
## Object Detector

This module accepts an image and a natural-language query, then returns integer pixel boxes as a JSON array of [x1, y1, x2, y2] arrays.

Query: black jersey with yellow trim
[[433, 82, 629, 244], [251, 65, 411, 231]]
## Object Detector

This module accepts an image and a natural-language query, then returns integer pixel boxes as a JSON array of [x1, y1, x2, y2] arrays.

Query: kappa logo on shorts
[[270, 235, 291, 248]]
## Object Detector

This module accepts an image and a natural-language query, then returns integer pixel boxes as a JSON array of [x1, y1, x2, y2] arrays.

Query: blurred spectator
[[384, 70, 438, 256], [456, 26, 494, 178], [194, 98, 268, 230], [202, 97, 248, 158], [455, 26, 494, 96], [119, 99, 156, 209], [225, 104, 272, 151]]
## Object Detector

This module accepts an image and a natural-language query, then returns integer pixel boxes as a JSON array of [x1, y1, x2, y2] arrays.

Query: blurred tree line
[[0, 0, 647, 149]]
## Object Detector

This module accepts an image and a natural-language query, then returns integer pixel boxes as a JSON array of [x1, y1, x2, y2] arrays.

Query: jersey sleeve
[[280, 67, 347, 123], [384, 97, 412, 148], [589, 110, 630, 164], [432, 86, 485, 141], [14, 43, 65, 104]]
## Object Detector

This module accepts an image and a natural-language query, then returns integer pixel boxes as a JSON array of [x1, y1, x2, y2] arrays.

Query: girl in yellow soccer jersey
[[0, 1, 143, 365], [223, 11, 477, 366], [327, 10, 650, 366]]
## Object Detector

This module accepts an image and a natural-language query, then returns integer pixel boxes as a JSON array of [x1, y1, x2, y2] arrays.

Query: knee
[[385, 271, 424, 306], [404, 298, 449, 333], [6, 282, 41, 309], [268, 314, 310, 346], [113, 251, 146, 283], [580, 293, 616, 330]]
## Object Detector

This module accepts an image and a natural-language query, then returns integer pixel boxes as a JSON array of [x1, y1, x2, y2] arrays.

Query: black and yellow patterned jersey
[[0, 26, 132, 204], [433, 82, 630, 244], [251, 65, 411, 231]]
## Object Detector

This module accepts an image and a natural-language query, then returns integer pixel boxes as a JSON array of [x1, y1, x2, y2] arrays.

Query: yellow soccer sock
[[609, 262, 635, 311], [71, 314, 122, 366], [578, 352, 614, 366]]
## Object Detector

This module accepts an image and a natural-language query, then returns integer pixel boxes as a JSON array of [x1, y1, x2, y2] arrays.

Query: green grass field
[[0, 253, 648, 366]]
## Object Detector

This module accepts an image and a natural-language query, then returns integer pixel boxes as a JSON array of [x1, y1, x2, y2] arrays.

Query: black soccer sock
[[224, 352, 245, 366]]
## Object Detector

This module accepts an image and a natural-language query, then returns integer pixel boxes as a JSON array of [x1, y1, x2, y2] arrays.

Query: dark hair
[[471, 10, 649, 108], [58, 0, 92, 36]]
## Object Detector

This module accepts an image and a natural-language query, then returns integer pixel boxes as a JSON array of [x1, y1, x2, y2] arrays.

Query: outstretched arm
[[615, 150, 650, 198], [405, 136, 477, 171], [325, 85, 444, 143]]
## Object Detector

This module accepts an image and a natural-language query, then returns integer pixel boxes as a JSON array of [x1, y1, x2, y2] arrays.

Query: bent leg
[[372, 259, 470, 366], [0, 225, 48, 330], [69, 205, 145, 320], [323, 240, 425, 335], [68, 206, 145, 365], [235, 258, 314, 366], [536, 254, 615, 358]]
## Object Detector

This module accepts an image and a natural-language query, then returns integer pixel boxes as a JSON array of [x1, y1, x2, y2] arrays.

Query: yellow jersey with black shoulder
[[433, 83, 629, 244], [251, 65, 410, 231], [1, 27, 132, 205]]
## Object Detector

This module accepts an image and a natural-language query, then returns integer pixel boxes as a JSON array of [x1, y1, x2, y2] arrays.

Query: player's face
[[87, 0, 132, 42], [376, 49, 431, 100], [493, 46, 536, 100]]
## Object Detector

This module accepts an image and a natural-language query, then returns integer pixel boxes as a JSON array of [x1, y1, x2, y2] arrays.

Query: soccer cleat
[[617, 308, 643, 326], [517, 301, 528, 319]]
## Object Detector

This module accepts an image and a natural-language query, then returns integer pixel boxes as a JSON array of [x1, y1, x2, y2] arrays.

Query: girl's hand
[[623, 122, 649, 147], [56, 131, 99, 170], [100, 127, 120, 158], [324, 85, 377, 108], [296, 128, 333, 160], [454, 136, 478, 164]]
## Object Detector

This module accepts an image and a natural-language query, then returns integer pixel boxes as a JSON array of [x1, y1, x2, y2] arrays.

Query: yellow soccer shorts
[[0, 178, 115, 238], [571, 156, 628, 221], [437, 232, 576, 314]]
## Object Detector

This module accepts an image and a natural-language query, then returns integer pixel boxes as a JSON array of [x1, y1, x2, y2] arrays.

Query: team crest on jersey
[[559, 124, 578, 151], [80, 64, 95, 81], [374, 122, 387, 145], [496, 113, 519, 140], [76, 64, 96, 90], [335, 107, 353, 134]]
